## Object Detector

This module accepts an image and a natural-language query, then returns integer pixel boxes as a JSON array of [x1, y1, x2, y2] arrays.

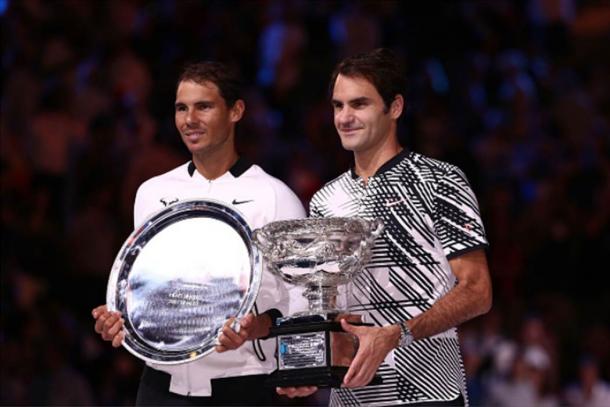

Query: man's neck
[[191, 149, 239, 180], [354, 137, 403, 183]]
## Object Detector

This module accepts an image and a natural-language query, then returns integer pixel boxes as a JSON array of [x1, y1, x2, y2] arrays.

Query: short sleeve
[[308, 191, 323, 218], [269, 180, 306, 221], [432, 166, 488, 259], [132, 179, 161, 229], [133, 183, 148, 228]]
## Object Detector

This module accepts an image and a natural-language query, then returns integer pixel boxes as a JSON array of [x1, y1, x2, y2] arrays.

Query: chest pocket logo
[[160, 197, 179, 207]]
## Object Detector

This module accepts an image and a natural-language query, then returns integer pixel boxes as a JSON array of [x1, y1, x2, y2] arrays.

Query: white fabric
[[132, 161, 305, 396]]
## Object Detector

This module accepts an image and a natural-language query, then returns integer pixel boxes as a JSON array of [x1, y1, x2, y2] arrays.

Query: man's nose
[[185, 109, 198, 125], [336, 107, 354, 124]]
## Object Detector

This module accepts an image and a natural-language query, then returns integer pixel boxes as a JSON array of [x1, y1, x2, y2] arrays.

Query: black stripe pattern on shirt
[[310, 151, 487, 406]]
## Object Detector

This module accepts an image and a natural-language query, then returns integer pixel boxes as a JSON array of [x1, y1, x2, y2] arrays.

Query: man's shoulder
[[309, 170, 351, 213], [242, 164, 298, 196], [243, 164, 286, 186], [401, 152, 458, 175], [137, 162, 190, 193], [136, 162, 190, 202], [398, 152, 461, 181], [312, 170, 351, 195], [240, 164, 305, 220]]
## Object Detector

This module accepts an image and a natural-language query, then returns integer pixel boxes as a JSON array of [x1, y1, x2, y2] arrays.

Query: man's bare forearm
[[408, 250, 492, 340]]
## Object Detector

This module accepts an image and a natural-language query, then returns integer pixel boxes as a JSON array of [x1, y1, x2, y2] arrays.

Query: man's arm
[[408, 249, 492, 340], [341, 249, 492, 388]]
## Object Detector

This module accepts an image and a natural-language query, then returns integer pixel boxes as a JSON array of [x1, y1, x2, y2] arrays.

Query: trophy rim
[[106, 198, 262, 365], [257, 217, 376, 235], [253, 216, 383, 278]]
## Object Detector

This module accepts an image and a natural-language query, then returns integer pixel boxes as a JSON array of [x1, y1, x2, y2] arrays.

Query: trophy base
[[266, 366, 383, 388], [267, 316, 382, 388], [266, 366, 348, 388]]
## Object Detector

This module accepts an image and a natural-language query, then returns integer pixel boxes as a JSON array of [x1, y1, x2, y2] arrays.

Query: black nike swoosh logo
[[232, 199, 254, 205]]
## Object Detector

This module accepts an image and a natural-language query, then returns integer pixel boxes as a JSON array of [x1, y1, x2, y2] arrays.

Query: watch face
[[106, 199, 261, 364], [398, 322, 413, 348]]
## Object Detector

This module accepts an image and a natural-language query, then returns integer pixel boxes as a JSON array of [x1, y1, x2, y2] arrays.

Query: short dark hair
[[178, 61, 243, 107], [329, 48, 406, 111]]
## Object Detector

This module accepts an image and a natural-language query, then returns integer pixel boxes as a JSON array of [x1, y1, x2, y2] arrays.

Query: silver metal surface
[[278, 332, 327, 370], [253, 217, 383, 315], [106, 199, 261, 364]]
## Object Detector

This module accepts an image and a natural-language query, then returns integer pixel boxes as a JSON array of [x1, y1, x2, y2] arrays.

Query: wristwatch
[[396, 321, 414, 348]]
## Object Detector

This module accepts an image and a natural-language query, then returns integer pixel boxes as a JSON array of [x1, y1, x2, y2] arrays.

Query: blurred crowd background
[[2, 0, 609, 405]]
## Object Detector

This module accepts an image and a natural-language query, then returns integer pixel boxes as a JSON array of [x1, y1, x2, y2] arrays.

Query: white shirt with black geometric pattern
[[309, 150, 488, 406]]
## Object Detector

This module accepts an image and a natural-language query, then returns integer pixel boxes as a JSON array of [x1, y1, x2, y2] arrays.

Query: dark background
[[1, 0, 609, 405]]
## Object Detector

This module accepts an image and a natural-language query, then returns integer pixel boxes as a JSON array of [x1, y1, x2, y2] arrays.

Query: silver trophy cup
[[253, 217, 383, 387]]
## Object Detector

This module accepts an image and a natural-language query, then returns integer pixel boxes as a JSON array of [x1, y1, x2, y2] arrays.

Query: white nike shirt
[[132, 160, 305, 396]]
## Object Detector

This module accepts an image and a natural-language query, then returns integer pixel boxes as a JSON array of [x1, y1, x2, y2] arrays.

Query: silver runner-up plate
[[106, 199, 261, 364]]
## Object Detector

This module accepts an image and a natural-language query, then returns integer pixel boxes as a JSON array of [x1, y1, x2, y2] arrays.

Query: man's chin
[[186, 145, 208, 156], [340, 141, 359, 152]]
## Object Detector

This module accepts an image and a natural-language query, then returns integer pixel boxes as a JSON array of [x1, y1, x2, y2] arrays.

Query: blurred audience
[[1, 0, 609, 405], [564, 357, 610, 407]]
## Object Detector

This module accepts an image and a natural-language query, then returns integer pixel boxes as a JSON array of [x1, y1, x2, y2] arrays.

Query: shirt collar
[[350, 149, 410, 179], [187, 157, 252, 178]]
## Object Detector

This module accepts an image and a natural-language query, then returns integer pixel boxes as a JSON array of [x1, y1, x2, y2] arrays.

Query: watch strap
[[396, 321, 414, 348]]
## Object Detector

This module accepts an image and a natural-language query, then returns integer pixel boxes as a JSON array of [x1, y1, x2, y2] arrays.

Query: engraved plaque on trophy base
[[265, 315, 381, 388]]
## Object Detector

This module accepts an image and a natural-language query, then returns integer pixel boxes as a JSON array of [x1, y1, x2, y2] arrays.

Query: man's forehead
[[332, 74, 380, 100], [179, 79, 219, 90], [176, 80, 221, 101]]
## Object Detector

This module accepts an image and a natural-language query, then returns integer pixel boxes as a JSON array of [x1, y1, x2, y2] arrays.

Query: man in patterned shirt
[[279, 48, 492, 406]]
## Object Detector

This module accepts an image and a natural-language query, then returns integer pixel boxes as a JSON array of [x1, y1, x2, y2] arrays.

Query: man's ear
[[390, 95, 404, 120], [230, 99, 245, 123]]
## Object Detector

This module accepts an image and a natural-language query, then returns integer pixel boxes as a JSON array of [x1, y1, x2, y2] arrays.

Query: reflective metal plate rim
[[106, 198, 261, 365]]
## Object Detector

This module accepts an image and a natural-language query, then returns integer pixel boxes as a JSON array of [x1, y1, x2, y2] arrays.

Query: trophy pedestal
[[267, 366, 348, 387], [266, 316, 381, 388]]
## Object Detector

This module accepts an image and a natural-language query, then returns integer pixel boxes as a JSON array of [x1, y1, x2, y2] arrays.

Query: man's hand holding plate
[[216, 312, 272, 352], [92, 304, 125, 348]]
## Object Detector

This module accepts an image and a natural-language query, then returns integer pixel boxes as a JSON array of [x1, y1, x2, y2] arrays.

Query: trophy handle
[[355, 218, 384, 257], [370, 218, 384, 238], [252, 228, 286, 279], [252, 228, 271, 252]]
